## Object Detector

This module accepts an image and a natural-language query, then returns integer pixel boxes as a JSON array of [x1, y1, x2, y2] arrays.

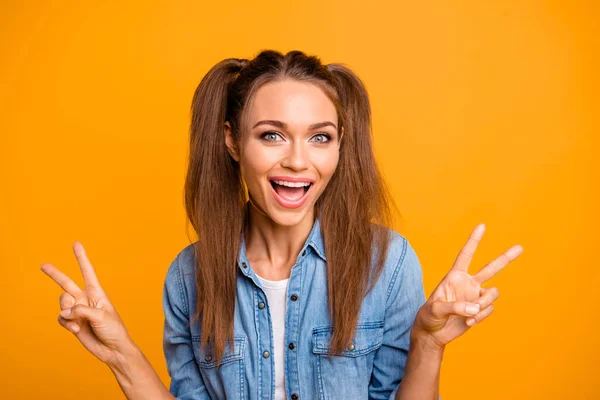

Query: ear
[[224, 121, 240, 162]]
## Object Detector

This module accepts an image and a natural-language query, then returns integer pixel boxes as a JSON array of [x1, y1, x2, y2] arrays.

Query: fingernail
[[514, 245, 524, 254], [466, 318, 476, 326], [466, 304, 480, 314], [60, 308, 71, 317], [70, 324, 79, 333]]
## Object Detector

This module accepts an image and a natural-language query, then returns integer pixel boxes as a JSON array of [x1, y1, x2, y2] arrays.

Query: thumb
[[430, 300, 481, 319], [60, 304, 105, 324]]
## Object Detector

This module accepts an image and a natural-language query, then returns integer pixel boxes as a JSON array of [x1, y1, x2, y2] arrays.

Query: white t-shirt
[[255, 273, 289, 400]]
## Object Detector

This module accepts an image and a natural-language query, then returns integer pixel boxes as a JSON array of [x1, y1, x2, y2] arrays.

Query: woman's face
[[226, 79, 342, 227]]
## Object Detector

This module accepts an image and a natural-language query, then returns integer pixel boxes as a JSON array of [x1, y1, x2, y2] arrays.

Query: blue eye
[[310, 133, 332, 143], [261, 131, 284, 142]]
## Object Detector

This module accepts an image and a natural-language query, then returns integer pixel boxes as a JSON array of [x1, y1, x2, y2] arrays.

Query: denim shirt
[[162, 218, 426, 400]]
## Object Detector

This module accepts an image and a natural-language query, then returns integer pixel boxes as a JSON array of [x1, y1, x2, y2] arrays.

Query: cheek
[[239, 143, 276, 185], [241, 139, 288, 172], [313, 150, 340, 181]]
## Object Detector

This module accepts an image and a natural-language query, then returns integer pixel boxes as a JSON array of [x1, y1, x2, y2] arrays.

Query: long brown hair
[[184, 50, 396, 362]]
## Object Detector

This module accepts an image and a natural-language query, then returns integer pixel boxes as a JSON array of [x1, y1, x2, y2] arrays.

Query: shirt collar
[[237, 216, 327, 274], [306, 217, 326, 261]]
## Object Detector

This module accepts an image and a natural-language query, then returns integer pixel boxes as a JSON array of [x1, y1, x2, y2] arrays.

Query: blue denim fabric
[[162, 218, 427, 399]]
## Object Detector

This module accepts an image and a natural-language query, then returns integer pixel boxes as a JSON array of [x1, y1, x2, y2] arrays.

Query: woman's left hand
[[411, 223, 523, 350]]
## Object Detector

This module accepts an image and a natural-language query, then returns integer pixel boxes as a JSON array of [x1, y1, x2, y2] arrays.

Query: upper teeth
[[273, 180, 311, 188]]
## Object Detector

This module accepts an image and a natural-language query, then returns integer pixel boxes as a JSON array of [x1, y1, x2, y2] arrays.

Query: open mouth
[[270, 180, 312, 195], [269, 180, 313, 208]]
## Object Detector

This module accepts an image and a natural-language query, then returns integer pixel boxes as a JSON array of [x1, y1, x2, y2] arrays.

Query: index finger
[[473, 244, 524, 284], [451, 223, 486, 273], [40, 263, 84, 296], [72, 241, 102, 289]]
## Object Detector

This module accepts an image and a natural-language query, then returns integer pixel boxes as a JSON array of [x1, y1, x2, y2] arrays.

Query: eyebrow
[[252, 120, 337, 130]]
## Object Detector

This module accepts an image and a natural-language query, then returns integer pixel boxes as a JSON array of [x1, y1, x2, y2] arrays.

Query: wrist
[[410, 331, 445, 357], [108, 338, 142, 377], [108, 340, 174, 400]]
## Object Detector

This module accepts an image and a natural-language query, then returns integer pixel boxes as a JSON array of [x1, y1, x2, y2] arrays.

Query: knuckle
[[70, 304, 82, 315], [427, 300, 437, 313], [59, 292, 75, 308], [430, 301, 444, 318]]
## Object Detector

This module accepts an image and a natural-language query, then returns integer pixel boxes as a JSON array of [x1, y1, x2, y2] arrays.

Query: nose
[[281, 141, 309, 171]]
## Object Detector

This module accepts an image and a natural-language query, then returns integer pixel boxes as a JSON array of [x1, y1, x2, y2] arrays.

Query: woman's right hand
[[41, 241, 136, 368]]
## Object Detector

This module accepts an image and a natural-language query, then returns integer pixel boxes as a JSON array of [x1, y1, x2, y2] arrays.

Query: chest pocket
[[192, 335, 246, 399], [312, 321, 384, 400]]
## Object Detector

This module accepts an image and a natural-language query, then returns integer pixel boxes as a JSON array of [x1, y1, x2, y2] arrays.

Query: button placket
[[253, 283, 273, 398], [285, 255, 305, 400]]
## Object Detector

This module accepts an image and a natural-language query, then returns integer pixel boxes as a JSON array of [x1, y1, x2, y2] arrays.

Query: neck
[[244, 201, 315, 280]]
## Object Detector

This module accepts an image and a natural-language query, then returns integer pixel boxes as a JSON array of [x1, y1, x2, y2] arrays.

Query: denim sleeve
[[368, 237, 427, 400], [162, 253, 211, 399]]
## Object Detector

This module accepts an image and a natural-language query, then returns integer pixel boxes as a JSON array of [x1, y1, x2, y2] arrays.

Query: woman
[[41, 50, 523, 400]]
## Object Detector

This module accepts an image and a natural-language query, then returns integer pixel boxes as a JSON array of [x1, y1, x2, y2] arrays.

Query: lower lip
[[270, 182, 314, 209]]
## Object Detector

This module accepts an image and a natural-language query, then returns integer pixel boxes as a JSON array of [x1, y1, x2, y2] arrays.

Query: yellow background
[[1, 1, 598, 398]]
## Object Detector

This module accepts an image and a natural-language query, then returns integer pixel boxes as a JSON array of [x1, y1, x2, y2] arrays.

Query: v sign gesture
[[40, 241, 136, 368], [41, 242, 177, 400], [410, 223, 524, 349]]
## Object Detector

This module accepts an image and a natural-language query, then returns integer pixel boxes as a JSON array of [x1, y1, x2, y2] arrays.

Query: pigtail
[[319, 63, 395, 354], [184, 58, 248, 363]]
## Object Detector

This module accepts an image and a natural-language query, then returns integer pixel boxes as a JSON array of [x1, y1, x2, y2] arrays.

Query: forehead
[[247, 79, 337, 128]]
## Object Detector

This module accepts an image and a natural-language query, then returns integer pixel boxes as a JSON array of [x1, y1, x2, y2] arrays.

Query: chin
[[265, 204, 313, 227]]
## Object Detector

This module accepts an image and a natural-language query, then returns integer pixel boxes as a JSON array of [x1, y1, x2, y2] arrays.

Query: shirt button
[[302, 249, 306, 256], [258, 302, 265, 309], [205, 355, 213, 362], [241, 262, 247, 268], [288, 342, 295, 350], [262, 350, 270, 358], [291, 394, 298, 400], [291, 294, 298, 301], [347, 343, 355, 351]]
